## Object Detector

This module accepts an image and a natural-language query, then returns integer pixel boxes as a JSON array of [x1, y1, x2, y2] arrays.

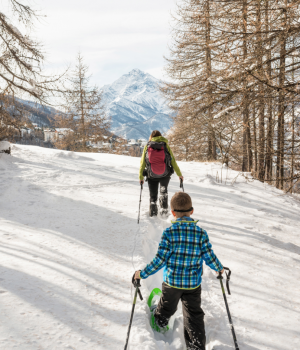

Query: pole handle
[[133, 278, 141, 288], [180, 179, 184, 192], [217, 267, 231, 295], [133, 278, 143, 300]]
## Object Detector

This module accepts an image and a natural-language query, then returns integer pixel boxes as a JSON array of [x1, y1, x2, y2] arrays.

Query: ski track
[[0, 145, 299, 350]]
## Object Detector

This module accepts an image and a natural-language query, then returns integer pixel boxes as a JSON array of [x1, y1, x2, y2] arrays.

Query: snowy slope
[[101, 69, 172, 139], [0, 145, 300, 350]]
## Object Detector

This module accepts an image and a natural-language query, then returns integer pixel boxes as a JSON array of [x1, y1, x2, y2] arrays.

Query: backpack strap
[[147, 141, 165, 150]]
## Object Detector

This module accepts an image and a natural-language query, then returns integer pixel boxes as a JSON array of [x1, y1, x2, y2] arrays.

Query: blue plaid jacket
[[140, 217, 223, 289]]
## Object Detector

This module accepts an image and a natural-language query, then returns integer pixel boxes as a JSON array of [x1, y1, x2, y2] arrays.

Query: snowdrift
[[0, 145, 299, 350]]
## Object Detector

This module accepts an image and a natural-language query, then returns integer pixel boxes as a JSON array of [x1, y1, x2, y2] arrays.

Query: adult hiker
[[139, 130, 183, 217]]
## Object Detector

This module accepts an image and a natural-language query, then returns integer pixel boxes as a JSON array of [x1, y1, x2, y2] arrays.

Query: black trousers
[[147, 176, 170, 207], [155, 283, 206, 350]]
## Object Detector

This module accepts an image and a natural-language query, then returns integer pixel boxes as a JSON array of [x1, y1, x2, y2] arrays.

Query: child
[[134, 192, 224, 350]]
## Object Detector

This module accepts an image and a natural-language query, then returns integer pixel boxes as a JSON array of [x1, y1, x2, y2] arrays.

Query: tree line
[[163, 0, 300, 192]]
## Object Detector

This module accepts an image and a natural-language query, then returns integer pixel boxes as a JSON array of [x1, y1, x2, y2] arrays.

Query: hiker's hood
[[150, 136, 169, 143]]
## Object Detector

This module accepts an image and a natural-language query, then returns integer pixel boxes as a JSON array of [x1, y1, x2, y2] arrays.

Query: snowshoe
[[149, 202, 158, 217], [147, 288, 175, 333]]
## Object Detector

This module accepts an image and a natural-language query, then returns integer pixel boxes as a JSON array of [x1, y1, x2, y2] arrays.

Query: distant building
[[44, 128, 73, 142], [128, 139, 138, 146], [32, 123, 42, 131], [44, 129, 56, 142], [87, 139, 112, 150], [139, 139, 147, 147], [20, 127, 32, 138]]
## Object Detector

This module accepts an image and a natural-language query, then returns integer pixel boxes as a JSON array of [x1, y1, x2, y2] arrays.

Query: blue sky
[[34, 0, 177, 87]]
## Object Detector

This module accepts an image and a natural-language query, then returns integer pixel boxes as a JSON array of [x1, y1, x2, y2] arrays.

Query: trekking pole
[[217, 267, 239, 350], [137, 183, 143, 224], [180, 178, 184, 192], [124, 278, 143, 350]]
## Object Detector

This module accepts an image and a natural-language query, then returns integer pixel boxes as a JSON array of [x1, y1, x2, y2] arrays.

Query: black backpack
[[144, 141, 174, 179]]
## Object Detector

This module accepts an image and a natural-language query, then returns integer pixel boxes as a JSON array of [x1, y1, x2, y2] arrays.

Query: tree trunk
[[242, 0, 252, 172], [79, 65, 86, 147], [253, 107, 258, 175], [265, 98, 273, 182], [205, 0, 216, 160], [276, 8, 287, 190], [257, 0, 265, 182], [264, 0, 273, 182], [290, 44, 295, 193], [291, 99, 295, 193]]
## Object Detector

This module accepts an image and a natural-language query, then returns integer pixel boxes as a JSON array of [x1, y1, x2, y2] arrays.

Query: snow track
[[0, 145, 300, 350]]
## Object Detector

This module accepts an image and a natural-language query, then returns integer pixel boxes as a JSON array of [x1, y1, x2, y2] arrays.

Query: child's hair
[[149, 130, 162, 140], [171, 192, 193, 218]]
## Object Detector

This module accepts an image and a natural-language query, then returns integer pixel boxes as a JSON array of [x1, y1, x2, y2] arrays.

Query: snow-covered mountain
[[101, 69, 173, 139]]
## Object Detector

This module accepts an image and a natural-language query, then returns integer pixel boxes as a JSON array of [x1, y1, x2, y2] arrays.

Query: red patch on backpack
[[148, 148, 166, 175]]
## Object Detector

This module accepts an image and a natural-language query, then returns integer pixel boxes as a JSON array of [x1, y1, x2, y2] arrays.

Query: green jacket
[[139, 136, 182, 180]]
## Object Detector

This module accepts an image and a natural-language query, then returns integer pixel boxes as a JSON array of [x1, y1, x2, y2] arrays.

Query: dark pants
[[147, 176, 170, 208], [155, 283, 206, 350]]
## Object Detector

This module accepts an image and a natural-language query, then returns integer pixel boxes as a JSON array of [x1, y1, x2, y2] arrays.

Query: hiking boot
[[149, 202, 158, 217]]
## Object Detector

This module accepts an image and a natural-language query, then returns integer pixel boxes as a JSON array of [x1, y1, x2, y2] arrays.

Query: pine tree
[[55, 53, 110, 152]]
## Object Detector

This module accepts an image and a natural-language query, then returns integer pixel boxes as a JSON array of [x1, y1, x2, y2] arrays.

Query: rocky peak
[[101, 69, 172, 139]]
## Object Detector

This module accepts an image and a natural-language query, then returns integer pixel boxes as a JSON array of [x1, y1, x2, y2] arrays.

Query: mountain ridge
[[101, 69, 172, 139]]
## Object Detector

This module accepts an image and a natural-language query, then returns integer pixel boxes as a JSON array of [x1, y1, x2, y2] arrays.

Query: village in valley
[[11, 123, 147, 156]]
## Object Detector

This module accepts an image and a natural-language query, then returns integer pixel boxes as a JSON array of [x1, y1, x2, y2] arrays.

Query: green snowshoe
[[147, 288, 175, 334]]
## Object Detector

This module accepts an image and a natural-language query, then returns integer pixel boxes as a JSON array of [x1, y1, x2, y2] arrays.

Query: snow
[[9, 24, 22, 37], [55, 128, 74, 133], [0, 141, 10, 151], [213, 106, 239, 120], [0, 145, 300, 350], [29, 79, 36, 87]]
